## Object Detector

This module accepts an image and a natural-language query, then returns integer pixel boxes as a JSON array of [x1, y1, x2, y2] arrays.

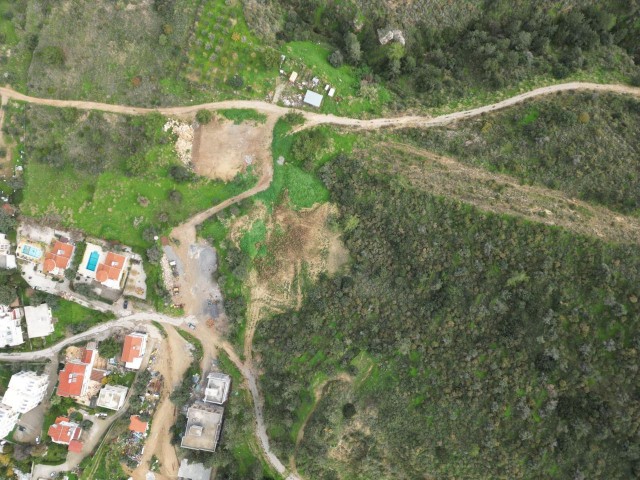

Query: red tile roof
[[48, 417, 82, 445], [96, 252, 126, 283], [57, 363, 87, 397], [129, 415, 148, 434], [44, 241, 74, 272], [121, 334, 144, 363], [68, 440, 83, 452], [81, 348, 95, 365]]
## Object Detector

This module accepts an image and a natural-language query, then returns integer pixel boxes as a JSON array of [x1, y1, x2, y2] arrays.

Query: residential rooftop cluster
[[181, 371, 231, 453], [0, 303, 54, 348]]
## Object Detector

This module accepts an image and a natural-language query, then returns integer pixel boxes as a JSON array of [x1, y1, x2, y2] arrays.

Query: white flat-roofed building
[[96, 384, 128, 411], [0, 234, 16, 270], [0, 305, 24, 348], [0, 233, 10, 255], [303, 90, 323, 108], [2, 371, 49, 414], [24, 303, 54, 339], [203, 372, 231, 405], [0, 403, 18, 439]]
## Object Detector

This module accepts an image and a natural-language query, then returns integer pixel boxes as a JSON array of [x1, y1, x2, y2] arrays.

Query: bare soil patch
[[192, 116, 272, 181]]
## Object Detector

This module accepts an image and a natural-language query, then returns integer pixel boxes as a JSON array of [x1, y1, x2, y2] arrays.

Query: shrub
[[226, 75, 244, 89], [196, 109, 213, 124], [328, 49, 344, 68]]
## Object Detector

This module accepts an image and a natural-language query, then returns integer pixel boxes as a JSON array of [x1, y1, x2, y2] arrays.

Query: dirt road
[[2, 82, 639, 130], [131, 325, 191, 480]]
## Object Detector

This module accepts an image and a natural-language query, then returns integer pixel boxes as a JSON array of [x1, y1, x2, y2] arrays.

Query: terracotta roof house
[[96, 252, 128, 290], [121, 333, 147, 370], [48, 416, 82, 447], [57, 347, 96, 399], [43, 241, 74, 276], [129, 415, 148, 435]]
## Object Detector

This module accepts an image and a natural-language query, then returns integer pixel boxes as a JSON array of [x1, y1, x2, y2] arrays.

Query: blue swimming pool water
[[86, 251, 100, 271], [21, 244, 43, 259]]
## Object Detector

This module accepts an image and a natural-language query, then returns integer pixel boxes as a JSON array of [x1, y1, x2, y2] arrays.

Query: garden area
[[184, 0, 279, 99]]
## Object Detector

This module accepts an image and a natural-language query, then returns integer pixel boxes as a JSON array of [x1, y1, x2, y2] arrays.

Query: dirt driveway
[[192, 117, 273, 181], [131, 325, 191, 480]]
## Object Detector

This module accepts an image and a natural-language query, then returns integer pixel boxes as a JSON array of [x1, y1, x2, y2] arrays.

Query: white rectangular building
[[96, 384, 128, 411], [0, 234, 16, 270], [0, 305, 24, 348], [2, 371, 49, 414], [24, 303, 54, 339], [203, 372, 231, 405], [303, 90, 323, 108], [0, 403, 18, 439]]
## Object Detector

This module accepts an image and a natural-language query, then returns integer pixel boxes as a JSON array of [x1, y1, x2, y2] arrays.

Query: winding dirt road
[[2, 82, 640, 130]]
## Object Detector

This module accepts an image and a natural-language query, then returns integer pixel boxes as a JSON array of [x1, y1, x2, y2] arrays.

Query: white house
[[0, 403, 19, 439], [0, 305, 24, 348], [0, 233, 16, 270], [24, 303, 54, 339], [96, 384, 128, 411], [2, 371, 49, 414]]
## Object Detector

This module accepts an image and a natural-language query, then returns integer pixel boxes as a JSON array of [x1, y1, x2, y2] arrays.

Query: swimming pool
[[86, 251, 100, 272], [21, 244, 43, 259]]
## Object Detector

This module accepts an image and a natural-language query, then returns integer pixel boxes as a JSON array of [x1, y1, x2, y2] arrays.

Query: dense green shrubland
[[254, 153, 640, 479]]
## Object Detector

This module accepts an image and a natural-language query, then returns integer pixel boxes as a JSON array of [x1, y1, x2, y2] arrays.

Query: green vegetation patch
[[24, 0, 199, 106], [16, 105, 254, 248], [184, 0, 278, 99], [399, 92, 640, 214], [254, 152, 640, 479], [219, 108, 267, 124], [282, 41, 393, 116]]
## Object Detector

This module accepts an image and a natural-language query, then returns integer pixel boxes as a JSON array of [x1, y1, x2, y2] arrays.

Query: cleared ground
[[192, 116, 273, 181]]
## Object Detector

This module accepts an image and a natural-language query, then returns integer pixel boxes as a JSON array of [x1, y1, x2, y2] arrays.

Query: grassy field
[[255, 119, 360, 210], [25, 0, 200, 106], [50, 300, 114, 344], [282, 41, 393, 117], [13, 105, 255, 248]]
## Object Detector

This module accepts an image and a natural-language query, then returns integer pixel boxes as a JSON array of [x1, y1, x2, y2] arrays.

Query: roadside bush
[[195, 109, 213, 125]]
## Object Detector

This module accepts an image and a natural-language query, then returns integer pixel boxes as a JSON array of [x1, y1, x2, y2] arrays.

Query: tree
[[168, 189, 183, 203], [196, 109, 213, 125], [38, 45, 65, 66], [0, 285, 16, 305], [146, 245, 163, 264], [329, 50, 344, 68], [169, 165, 192, 183], [99, 338, 121, 359], [344, 33, 361, 64], [226, 75, 244, 89], [263, 48, 281, 68], [0, 210, 16, 232]]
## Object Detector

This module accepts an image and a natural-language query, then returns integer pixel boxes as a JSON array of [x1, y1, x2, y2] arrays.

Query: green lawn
[[219, 108, 267, 124], [21, 156, 255, 248], [51, 300, 115, 343]]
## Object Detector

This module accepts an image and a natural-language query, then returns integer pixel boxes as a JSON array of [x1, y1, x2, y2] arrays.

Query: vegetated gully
[[1, 81, 640, 480]]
